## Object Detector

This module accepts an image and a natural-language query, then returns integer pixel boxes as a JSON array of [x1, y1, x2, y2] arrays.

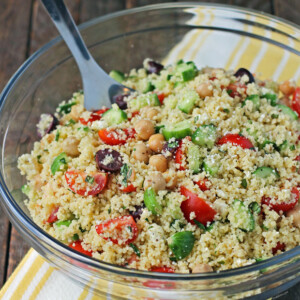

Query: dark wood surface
[[0, 0, 299, 298]]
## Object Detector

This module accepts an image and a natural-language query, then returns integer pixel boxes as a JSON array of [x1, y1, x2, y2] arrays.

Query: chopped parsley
[[271, 114, 279, 119], [37, 155, 42, 164], [193, 219, 206, 231], [66, 119, 76, 126], [58, 102, 76, 114], [290, 145, 296, 151], [85, 175, 94, 184], [223, 108, 230, 113], [241, 179, 247, 188], [120, 164, 132, 187], [55, 130, 60, 141], [108, 207, 111, 214], [129, 243, 140, 257]]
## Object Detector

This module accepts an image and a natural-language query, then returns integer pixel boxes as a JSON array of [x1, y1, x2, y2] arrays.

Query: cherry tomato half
[[156, 93, 166, 105], [180, 186, 217, 226], [95, 215, 138, 245], [120, 183, 137, 193], [291, 87, 300, 117], [217, 133, 255, 150], [194, 179, 210, 191], [175, 137, 191, 170], [262, 187, 299, 213], [226, 83, 247, 98], [98, 128, 136, 145], [65, 170, 108, 196], [150, 266, 175, 273], [79, 108, 109, 125], [45, 206, 59, 224], [68, 240, 93, 257]]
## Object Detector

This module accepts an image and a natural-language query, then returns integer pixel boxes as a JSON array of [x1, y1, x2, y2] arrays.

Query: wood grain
[[274, 0, 300, 25], [0, 0, 32, 286]]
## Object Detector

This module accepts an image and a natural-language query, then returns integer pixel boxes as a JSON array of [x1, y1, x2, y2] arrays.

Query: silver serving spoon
[[41, 0, 133, 111]]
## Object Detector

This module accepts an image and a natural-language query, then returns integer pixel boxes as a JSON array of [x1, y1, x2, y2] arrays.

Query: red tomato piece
[[150, 266, 175, 273], [226, 83, 247, 98], [272, 242, 286, 255], [194, 179, 210, 191], [98, 128, 136, 145], [120, 183, 137, 193], [291, 87, 300, 116], [128, 111, 139, 121], [79, 108, 109, 125], [262, 187, 299, 213], [180, 186, 217, 226], [295, 155, 300, 162], [46, 206, 59, 224], [156, 93, 166, 105], [175, 137, 191, 170], [95, 215, 138, 245], [68, 240, 93, 257], [217, 133, 255, 149], [65, 170, 108, 196]]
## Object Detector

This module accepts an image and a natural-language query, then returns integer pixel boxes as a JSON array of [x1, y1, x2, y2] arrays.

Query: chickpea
[[141, 107, 159, 119], [287, 204, 300, 228], [196, 82, 213, 98], [148, 134, 165, 153], [62, 136, 80, 157], [135, 119, 155, 140], [132, 143, 150, 163], [33, 174, 43, 191], [144, 172, 166, 192], [192, 263, 213, 273], [149, 155, 168, 172], [279, 80, 295, 96], [69, 104, 84, 121], [164, 171, 178, 190]]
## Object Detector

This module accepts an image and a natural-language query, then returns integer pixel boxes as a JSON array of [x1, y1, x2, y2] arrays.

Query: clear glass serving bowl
[[0, 3, 300, 299]]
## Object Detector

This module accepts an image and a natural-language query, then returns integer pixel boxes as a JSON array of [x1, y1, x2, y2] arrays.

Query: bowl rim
[[0, 1, 300, 281]]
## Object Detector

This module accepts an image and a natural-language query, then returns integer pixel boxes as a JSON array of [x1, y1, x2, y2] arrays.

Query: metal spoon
[[41, 0, 133, 111]]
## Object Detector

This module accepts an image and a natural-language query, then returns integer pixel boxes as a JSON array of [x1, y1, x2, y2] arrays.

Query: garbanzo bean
[[135, 119, 155, 140], [132, 143, 150, 163], [149, 154, 168, 172], [148, 134, 165, 153], [196, 82, 213, 98], [279, 80, 295, 96], [62, 136, 80, 157], [192, 263, 213, 273], [144, 172, 166, 192], [287, 204, 300, 228]]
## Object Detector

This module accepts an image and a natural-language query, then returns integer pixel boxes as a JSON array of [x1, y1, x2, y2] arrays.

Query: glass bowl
[[0, 3, 300, 299]]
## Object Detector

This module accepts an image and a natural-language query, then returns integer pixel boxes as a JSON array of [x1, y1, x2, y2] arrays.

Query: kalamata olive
[[113, 94, 129, 110], [162, 139, 179, 157], [147, 60, 164, 74], [95, 149, 123, 172], [130, 205, 144, 221], [234, 68, 255, 83], [37, 113, 59, 138]]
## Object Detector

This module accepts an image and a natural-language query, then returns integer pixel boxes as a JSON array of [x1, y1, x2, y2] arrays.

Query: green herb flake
[[218, 260, 225, 265], [66, 119, 76, 126], [120, 164, 132, 187], [127, 226, 132, 232], [241, 179, 247, 188], [223, 108, 230, 113], [58, 102, 76, 114], [290, 145, 296, 151], [83, 126, 89, 132], [227, 89, 233, 95], [55, 130, 60, 142], [193, 219, 206, 231], [169, 257, 177, 262], [85, 175, 94, 184], [145, 218, 150, 223], [72, 233, 79, 241], [108, 207, 111, 214], [129, 243, 141, 257], [261, 224, 269, 231], [249, 202, 261, 214], [37, 155, 42, 164], [43, 149, 49, 152], [271, 114, 279, 119]]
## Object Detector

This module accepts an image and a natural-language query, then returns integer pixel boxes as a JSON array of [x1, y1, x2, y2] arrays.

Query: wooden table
[[0, 0, 299, 298]]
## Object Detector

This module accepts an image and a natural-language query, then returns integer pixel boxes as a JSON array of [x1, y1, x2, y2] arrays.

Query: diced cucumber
[[51, 152, 68, 175], [138, 79, 155, 93], [21, 184, 30, 196], [144, 187, 162, 215], [55, 220, 72, 229], [262, 93, 277, 106], [279, 140, 288, 152], [187, 143, 202, 174], [101, 105, 128, 126], [175, 61, 197, 82], [242, 94, 260, 110], [177, 90, 200, 114], [228, 199, 255, 232], [109, 70, 125, 83], [203, 157, 219, 176], [168, 231, 195, 260], [253, 167, 280, 180], [129, 93, 160, 111], [192, 124, 217, 149], [155, 124, 165, 133], [162, 120, 193, 140], [277, 104, 298, 120]]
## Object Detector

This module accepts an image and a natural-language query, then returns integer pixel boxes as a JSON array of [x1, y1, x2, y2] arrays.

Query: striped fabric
[[1, 8, 299, 299]]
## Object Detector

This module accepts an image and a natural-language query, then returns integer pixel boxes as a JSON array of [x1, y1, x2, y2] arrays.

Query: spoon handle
[[41, 0, 97, 73]]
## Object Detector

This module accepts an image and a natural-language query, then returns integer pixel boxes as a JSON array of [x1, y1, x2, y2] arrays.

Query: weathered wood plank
[[29, 0, 81, 54], [80, 0, 125, 23], [0, 0, 32, 287], [273, 0, 300, 25]]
